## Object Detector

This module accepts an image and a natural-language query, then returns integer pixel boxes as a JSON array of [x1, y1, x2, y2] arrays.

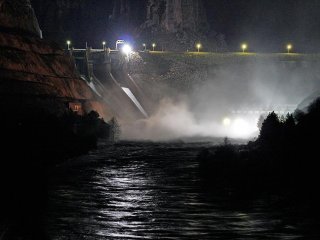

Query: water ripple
[[47, 142, 318, 239]]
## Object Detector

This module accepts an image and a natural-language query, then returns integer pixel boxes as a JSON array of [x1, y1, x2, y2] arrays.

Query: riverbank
[[0, 109, 112, 240]]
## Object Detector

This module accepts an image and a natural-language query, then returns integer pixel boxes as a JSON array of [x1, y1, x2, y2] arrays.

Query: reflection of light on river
[[93, 165, 157, 238], [47, 143, 306, 239]]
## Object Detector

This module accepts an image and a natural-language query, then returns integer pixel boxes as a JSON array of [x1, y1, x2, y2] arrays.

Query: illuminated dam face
[[72, 48, 151, 122], [120, 53, 320, 140]]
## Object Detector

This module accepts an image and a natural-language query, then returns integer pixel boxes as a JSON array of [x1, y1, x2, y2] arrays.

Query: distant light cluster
[[65, 40, 295, 54]]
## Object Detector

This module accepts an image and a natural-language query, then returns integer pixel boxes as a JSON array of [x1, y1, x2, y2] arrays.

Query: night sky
[[32, 0, 320, 52], [206, 0, 320, 52]]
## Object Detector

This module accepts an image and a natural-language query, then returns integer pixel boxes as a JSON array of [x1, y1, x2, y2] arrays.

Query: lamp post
[[196, 43, 202, 52], [152, 43, 156, 51], [287, 44, 292, 54], [66, 40, 71, 50], [143, 43, 146, 51], [241, 43, 247, 53], [102, 41, 106, 50]]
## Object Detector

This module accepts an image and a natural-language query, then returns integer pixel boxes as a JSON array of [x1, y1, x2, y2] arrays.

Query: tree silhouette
[[258, 111, 282, 146]]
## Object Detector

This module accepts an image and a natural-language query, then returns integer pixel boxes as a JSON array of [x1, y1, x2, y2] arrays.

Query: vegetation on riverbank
[[1, 110, 114, 163], [198, 97, 320, 196]]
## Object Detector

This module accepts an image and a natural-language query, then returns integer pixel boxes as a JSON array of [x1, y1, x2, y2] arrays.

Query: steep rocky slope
[[140, 0, 226, 51], [0, 0, 112, 119], [144, 0, 208, 33]]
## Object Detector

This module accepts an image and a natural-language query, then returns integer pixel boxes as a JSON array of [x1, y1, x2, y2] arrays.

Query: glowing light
[[66, 40, 71, 50], [222, 117, 231, 126], [142, 43, 146, 51], [152, 43, 156, 51], [287, 44, 292, 53], [241, 43, 247, 53], [196, 43, 202, 52], [231, 118, 257, 138], [121, 87, 148, 118], [122, 44, 132, 55]]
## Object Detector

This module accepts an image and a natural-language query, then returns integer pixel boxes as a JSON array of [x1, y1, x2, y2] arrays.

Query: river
[[46, 141, 320, 239]]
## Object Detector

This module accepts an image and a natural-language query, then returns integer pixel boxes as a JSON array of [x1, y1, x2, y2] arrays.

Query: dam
[[69, 47, 149, 122], [68, 46, 320, 138]]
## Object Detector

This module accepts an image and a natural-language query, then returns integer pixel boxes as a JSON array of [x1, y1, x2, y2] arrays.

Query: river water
[[46, 141, 320, 239]]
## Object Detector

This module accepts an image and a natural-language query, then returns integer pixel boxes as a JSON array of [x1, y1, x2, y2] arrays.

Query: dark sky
[[206, 0, 320, 52]]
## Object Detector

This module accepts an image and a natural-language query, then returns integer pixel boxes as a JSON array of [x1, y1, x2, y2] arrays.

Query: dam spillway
[[70, 48, 149, 122], [121, 87, 148, 118], [130, 52, 320, 112], [70, 48, 320, 138]]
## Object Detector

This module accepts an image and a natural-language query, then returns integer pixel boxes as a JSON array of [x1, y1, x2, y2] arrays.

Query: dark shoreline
[[198, 98, 320, 202], [0, 109, 111, 240]]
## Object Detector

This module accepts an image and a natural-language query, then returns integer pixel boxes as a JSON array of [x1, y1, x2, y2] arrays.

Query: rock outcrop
[[0, 0, 112, 119], [140, 0, 226, 51], [144, 0, 208, 34]]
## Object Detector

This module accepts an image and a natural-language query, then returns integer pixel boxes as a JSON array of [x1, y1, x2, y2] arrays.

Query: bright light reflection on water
[[47, 142, 317, 239]]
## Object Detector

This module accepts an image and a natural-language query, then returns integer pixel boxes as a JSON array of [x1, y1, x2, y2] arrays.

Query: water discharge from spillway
[[121, 87, 148, 118]]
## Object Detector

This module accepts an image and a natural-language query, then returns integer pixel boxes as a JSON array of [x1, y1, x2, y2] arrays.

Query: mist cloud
[[122, 58, 320, 141]]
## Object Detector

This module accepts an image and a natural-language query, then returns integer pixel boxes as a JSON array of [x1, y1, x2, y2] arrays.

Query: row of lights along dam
[[66, 40, 295, 54]]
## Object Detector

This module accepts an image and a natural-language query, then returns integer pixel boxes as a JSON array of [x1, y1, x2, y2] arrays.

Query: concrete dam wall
[[129, 52, 320, 114]]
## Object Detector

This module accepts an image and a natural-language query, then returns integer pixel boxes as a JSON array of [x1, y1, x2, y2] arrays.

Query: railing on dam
[[231, 104, 297, 115]]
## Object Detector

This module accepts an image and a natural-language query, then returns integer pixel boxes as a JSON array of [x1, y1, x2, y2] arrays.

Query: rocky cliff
[[140, 0, 224, 51], [31, 0, 226, 51], [143, 0, 208, 34], [0, 0, 112, 119]]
